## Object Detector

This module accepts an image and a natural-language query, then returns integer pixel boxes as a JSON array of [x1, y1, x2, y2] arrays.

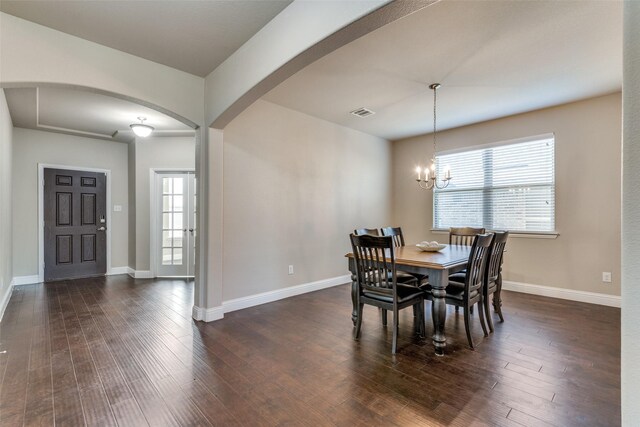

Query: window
[[433, 134, 555, 233]]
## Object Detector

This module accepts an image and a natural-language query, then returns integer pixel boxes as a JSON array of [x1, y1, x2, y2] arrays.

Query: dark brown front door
[[44, 168, 107, 281]]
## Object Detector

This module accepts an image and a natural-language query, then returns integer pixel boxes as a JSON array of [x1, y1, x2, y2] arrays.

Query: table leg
[[430, 269, 447, 356]]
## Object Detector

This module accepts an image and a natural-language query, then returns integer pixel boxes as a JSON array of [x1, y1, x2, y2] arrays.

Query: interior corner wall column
[[204, 0, 435, 128], [191, 127, 224, 321], [622, 1, 640, 425], [193, 127, 207, 311], [207, 128, 224, 310]]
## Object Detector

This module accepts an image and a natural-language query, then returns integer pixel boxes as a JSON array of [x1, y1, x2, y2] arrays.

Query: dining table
[[346, 244, 476, 356]]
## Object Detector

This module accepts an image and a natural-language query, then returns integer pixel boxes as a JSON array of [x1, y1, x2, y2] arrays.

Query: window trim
[[433, 132, 557, 236], [437, 132, 555, 156], [430, 229, 559, 239]]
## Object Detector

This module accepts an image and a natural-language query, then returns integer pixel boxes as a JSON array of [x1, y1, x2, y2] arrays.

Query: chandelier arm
[[418, 179, 435, 190]]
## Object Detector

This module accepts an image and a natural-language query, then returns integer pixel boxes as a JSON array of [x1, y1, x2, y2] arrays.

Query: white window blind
[[434, 135, 555, 233]]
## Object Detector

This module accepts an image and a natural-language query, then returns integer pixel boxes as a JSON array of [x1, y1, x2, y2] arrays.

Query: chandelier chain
[[432, 85, 437, 162]]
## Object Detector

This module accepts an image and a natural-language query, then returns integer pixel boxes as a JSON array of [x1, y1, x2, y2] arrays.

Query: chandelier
[[416, 83, 451, 190]]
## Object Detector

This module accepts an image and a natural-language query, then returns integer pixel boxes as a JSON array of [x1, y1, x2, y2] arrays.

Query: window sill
[[430, 229, 559, 239]]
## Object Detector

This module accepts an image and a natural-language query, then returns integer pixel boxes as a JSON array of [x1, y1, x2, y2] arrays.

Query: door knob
[[97, 226, 106, 231], [189, 228, 194, 233]]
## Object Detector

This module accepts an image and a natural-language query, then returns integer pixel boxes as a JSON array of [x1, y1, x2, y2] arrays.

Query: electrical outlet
[[288, 265, 294, 275], [113, 205, 122, 212], [602, 272, 612, 283]]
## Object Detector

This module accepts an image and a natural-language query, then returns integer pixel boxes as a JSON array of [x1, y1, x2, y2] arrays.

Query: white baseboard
[[127, 268, 153, 279], [11, 275, 41, 286], [222, 274, 351, 314], [192, 305, 224, 322], [108, 266, 129, 276], [190, 274, 351, 323], [503, 280, 621, 308], [0, 281, 13, 323]]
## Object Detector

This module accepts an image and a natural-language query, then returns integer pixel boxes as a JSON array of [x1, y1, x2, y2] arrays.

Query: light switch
[[113, 205, 122, 212]]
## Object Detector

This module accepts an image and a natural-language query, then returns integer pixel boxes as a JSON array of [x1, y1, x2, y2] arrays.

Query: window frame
[[431, 133, 559, 238]]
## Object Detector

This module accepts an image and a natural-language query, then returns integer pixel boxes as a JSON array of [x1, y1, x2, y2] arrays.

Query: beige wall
[[222, 100, 392, 301], [622, 2, 640, 419], [0, 90, 13, 309], [12, 128, 129, 276], [392, 93, 622, 296], [133, 136, 195, 272]]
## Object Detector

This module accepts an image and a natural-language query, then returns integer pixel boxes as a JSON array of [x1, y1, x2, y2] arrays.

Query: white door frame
[[37, 163, 112, 282], [149, 168, 196, 278]]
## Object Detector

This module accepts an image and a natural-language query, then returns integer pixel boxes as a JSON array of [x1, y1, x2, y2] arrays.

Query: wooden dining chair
[[421, 233, 493, 349], [381, 226, 428, 284], [380, 226, 404, 247], [379, 226, 429, 323], [449, 227, 486, 246], [350, 234, 425, 354], [355, 228, 415, 283], [448, 227, 486, 313], [482, 231, 509, 332]]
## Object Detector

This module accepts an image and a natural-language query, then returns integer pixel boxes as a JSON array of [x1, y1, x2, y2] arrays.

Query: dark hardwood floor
[[0, 276, 620, 426]]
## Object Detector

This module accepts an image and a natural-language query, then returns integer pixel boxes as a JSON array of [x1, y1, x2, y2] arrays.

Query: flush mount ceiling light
[[130, 116, 154, 137]]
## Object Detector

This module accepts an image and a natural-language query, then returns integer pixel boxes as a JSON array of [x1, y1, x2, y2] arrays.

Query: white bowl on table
[[416, 241, 447, 252]]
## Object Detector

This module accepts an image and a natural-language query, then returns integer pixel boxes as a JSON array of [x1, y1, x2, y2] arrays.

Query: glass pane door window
[[156, 172, 196, 277]]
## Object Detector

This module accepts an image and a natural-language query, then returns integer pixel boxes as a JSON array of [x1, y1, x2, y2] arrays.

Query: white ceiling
[[0, 0, 292, 77], [264, 0, 622, 141], [5, 86, 194, 142]]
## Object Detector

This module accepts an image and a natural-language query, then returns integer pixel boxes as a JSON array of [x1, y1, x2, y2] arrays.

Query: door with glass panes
[[156, 172, 196, 277]]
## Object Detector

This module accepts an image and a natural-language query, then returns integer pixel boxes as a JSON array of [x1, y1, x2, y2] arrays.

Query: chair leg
[[464, 305, 474, 350], [392, 309, 399, 354], [414, 301, 425, 338], [420, 300, 426, 338], [477, 300, 488, 337], [470, 305, 474, 315], [354, 303, 364, 340], [485, 294, 495, 333], [455, 306, 459, 314], [381, 309, 388, 326], [493, 290, 505, 323]]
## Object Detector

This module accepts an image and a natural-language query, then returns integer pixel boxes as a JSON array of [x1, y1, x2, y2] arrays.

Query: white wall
[[222, 100, 391, 301], [392, 93, 622, 296], [133, 136, 195, 272], [0, 90, 14, 318], [12, 128, 129, 276], [622, 2, 640, 423], [0, 12, 204, 126]]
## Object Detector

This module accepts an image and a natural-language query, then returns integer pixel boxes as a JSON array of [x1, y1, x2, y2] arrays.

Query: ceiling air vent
[[350, 107, 375, 118]]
